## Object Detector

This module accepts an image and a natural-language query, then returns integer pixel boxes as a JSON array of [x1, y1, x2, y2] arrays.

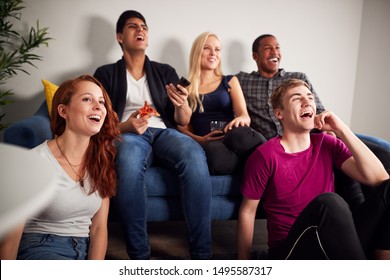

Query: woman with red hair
[[1, 75, 120, 259]]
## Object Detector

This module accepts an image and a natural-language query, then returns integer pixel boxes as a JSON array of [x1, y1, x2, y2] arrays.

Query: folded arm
[[315, 111, 389, 186]]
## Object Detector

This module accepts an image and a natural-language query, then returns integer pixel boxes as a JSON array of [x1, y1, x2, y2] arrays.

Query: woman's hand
[[224, 116, 250, 133], [198, 130, 225, 146]]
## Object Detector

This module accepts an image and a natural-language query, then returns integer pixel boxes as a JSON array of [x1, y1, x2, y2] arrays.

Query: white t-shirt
[[23, 141, 102, 237], [121, 71, 166, 129]]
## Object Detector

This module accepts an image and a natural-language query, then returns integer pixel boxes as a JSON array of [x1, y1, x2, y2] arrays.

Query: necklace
[[55, 137, 85, 187]]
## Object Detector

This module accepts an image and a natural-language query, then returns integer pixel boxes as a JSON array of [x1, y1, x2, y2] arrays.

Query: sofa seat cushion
[[146, 195, 242, 221], [144, 167, 245, 221], [145, 167, 243, 197]]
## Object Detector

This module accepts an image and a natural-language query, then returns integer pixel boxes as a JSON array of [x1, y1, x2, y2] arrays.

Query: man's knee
[[160, 129, 207, 168], [313, 192, 350, 215]]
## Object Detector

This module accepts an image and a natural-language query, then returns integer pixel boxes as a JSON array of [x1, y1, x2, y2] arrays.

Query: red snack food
[[138, 101, 160, 117]]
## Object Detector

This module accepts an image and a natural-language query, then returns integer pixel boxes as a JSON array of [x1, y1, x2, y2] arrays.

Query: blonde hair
[[187, 32, 223, 112], [271, 79, 310, 110]]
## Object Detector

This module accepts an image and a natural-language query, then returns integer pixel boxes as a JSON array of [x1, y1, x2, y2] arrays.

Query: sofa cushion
[[112, 166, 246, 221], [3, 102, 52, 149], [41, 79, 58, 115], [145, 167, 243, 196], [146, 195, 243, 221]]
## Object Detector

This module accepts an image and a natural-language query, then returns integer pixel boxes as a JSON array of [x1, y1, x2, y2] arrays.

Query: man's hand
[[314, 110, 347, 136], [120, 111, 151, 135], [165, 83, 192, 126], [165, 83, 189, 107]]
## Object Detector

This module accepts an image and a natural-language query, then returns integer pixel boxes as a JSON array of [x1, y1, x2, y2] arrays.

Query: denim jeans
[[356, 133, 390, 152], [114, 128, 212, 259], [17, 233, 89, 260]]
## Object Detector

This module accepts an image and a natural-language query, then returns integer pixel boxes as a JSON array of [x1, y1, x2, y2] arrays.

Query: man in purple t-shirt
[[237, 78, 390, 260]]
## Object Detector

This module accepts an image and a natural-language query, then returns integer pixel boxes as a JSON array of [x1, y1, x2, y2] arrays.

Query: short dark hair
[[116, 10, 146, 34], [252, 34, 275, 53]]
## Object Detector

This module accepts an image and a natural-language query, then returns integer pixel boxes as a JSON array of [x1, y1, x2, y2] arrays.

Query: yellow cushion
[[41, 79, 58, 115]]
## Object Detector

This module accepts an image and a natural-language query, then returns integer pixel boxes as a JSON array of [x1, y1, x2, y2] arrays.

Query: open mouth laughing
[[300, 110, 313, 119], [88, 115, 102, 123]]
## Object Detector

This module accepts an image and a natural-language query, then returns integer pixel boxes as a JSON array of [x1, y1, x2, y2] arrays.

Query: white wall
[[2, 0, 366, 139], [351, 0, 390, 141]]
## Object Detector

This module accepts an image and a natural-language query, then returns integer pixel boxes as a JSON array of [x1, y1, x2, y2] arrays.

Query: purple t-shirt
[[241, 133, 352, 248]]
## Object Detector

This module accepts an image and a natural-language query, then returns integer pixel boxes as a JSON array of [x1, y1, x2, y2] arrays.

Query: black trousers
[[203, 126, 266, 175], [268, 180, 390, 260]]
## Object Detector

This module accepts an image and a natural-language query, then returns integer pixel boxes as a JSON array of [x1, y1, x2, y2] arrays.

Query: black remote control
[[177, 76, 191, 88]]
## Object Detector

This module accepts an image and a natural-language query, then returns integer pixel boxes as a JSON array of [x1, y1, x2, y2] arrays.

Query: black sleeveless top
[[191, 75, 235, 136]]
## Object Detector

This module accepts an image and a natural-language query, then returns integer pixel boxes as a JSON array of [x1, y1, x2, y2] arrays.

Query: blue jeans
[[17, 233, 89, 260], [356, 133, 390, 151], [356, 133, 390, 171], [114, 128, 212, 259]]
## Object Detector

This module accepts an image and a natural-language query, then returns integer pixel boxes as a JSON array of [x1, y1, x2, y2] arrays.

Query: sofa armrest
[[4, 102, 52, 149]]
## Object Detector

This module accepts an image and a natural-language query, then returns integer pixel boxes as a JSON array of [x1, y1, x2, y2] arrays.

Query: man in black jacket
[[94, 10, 212, 260]]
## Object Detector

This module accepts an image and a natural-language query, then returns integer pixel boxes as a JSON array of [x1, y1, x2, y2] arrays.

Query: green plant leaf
[[0, 0, 52, 131]]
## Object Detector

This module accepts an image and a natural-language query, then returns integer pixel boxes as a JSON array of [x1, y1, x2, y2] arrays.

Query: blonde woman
[[179, 32, 266, 174]]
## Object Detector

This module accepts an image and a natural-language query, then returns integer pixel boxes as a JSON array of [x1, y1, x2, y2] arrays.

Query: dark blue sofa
[[4, 101, 264, 221]]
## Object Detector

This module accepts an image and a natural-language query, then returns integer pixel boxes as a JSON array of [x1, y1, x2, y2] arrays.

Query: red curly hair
[[50, 75, 121, 198]]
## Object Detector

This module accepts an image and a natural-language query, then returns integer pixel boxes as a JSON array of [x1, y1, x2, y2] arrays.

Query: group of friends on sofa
[[1, 10, 390, 260]]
